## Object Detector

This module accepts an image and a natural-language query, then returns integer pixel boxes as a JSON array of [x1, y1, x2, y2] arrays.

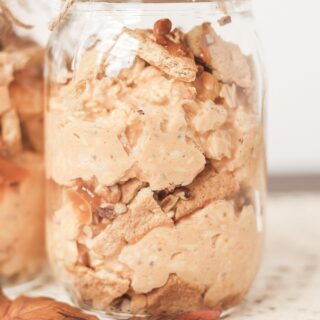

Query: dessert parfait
[[0, 13, 45, 285], [46, 2, 266, 318]]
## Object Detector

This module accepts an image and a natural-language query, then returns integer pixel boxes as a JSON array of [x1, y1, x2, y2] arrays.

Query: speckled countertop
[[5, 193, 320, 320], [228, 193, 320, 320]]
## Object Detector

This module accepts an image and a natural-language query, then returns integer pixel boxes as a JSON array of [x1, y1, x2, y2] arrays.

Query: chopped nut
[[114, 203, 127, 215], [166, 42, 191, 57], [155, 25, 193, 57], [82, 225, 93, 239], [166, 211, 175, 219], [1, 108, 22, 155], [95, 204, 114, 219], [96, 184, 121, 204], [220, 83, 237, 108], [160, 194, 179, 213], [214, 96, 225, 105], [154, 19, 172, 37], [153, 18, 172, 44], [218, 15, 232, 26], [174, 186, 193, 201], [194, 71, 221, 101], [99, 201, 109, 208], [167, 27, 184, 44], [206, 129, 233, 161]]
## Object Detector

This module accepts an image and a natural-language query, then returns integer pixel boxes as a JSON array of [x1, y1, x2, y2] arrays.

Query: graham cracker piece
[[91, 188, 173, 258], [72, 266, 130, 309], [124, 28, 197, 82], [123, 188, 173, 243], [146, 274, 204, 314], [174, 166, 239, 221]]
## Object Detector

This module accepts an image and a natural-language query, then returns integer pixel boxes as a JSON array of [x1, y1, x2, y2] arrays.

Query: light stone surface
[[5, 192, 320, 319]]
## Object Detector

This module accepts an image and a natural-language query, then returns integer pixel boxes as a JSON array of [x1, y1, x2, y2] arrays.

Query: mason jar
[[0, 14, 45, 287], [45, 0, 267, 318]]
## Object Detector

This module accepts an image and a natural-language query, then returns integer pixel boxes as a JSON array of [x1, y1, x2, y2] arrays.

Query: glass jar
[[0, 14, 45, 286], [45, 0, 266, 318]]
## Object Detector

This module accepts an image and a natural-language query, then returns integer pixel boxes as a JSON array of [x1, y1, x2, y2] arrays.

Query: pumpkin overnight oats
[[46, 4, 266, 317]]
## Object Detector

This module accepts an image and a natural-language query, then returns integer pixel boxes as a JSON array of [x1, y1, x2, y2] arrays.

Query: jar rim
[[70, 0, 247, 2], [64, 0, 252, 14]]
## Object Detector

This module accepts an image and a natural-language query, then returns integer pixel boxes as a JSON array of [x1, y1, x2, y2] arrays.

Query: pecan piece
[[154, 18, 172, 45], [160, 194, 179, 213]]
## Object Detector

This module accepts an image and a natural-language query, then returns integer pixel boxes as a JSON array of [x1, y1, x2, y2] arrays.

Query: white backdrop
[[252, 0, 320, 175], [6, 0, 320, 175]]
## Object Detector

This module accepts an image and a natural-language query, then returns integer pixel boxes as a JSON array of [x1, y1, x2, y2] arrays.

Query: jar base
[[78, 307, 236, 320], [3, 271, 49, 298]]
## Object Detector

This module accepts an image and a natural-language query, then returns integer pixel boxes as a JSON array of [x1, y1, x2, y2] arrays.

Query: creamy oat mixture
[[0, 17, 45, 284], [46, 18, 265, 316]]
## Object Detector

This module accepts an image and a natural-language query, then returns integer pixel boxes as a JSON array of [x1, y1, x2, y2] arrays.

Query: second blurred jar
[[46, 0, 267, 318], [0, 13, 45, 286]]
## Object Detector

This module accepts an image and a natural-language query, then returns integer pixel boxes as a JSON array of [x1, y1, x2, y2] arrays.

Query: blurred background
[[5, 0, 320, 190], [253, 0, 320, 191]]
